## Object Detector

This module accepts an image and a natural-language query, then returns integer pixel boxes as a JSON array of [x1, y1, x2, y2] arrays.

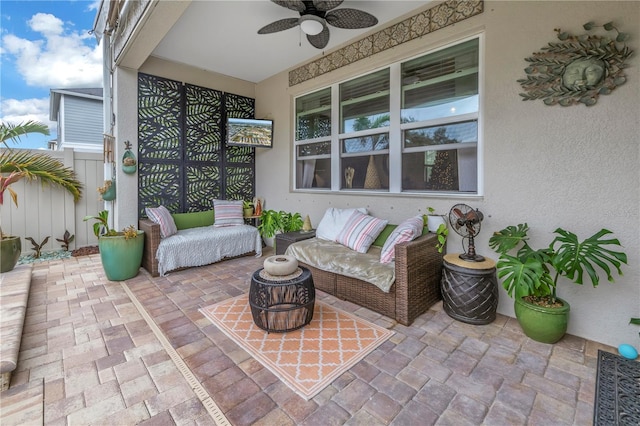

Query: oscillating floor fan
[[448, 204, 485, 262]]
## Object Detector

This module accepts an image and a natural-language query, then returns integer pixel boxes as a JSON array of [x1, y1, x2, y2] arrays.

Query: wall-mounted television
[[226, 118, 273, 148]]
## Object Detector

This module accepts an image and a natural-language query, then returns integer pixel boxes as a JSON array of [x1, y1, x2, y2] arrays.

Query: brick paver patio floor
[[0, 250, 614, 425]]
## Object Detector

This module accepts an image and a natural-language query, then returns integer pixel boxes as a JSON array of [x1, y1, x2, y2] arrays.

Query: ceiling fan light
[[300, 16, 324, 35]]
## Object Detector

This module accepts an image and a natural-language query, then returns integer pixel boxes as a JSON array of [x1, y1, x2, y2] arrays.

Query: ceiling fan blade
[[271, 0, 306, 13], [312, 1, 344, 11], [325, 8, 378, 29], [258, 18, 300, 34], [307, 25, 330, 49]]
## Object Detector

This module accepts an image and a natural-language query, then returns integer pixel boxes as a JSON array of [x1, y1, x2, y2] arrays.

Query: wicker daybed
[[139, 211, 261, 277], [286, 233, 443, 326]]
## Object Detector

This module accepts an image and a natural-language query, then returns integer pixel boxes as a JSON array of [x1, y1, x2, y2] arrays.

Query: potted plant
[[257, 209, 303, 247], [425, 206, 447, 232], [424, 207, 448, 253], [1, 120, 83, 272], [83, 210, 144, 281], [489, 223, 627, 343], [243, 200, 254, 217]]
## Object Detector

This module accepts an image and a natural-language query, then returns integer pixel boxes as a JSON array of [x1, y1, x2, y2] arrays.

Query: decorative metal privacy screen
[[138, 73, 255, 217]]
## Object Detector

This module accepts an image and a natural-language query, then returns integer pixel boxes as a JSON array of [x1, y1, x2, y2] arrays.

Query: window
[[340, 69, 389, 190], [294, 36, 481, 195], [295, 88, 331, 189]]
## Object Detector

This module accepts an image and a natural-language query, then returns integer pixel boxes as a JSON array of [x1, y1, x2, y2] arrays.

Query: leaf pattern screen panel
[[224, 93, 256, 201], [138, 73, 255, 217]]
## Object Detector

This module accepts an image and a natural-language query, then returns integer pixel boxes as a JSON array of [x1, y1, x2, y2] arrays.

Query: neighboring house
[[49, 88, 103, 152], [92, 1, 639, 348]]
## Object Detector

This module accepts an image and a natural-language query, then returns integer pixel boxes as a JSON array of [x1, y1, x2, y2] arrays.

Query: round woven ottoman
[[249, 266, 315, 333]]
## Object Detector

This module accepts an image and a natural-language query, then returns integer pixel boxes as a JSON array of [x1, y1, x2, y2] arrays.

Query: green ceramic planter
[[514, 296, 570, 344], [98, 231, 144, 281], [1, 236, 21, 273]]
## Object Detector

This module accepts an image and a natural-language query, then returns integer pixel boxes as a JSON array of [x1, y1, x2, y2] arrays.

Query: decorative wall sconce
[[98, 179, 116, 201], [518, 21, 633, 106], [122, 140, 137, 174]]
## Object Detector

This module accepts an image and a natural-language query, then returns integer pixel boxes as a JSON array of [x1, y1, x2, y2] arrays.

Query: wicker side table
[[441, 254, 498, 325], [275, 230, 316, 255], [249, 266, 315, 332]]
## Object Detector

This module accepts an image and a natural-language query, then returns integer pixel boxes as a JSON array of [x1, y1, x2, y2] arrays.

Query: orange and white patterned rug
[[200, 295, 394, 400]]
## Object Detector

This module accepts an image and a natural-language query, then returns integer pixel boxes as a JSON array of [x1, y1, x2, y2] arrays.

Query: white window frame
[[293, 33, 484, 197]]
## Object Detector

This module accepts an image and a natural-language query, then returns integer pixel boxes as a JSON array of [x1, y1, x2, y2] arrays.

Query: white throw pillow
[[316, 207, 367, 241], [335, 211, 388, 254], [380, 215, 424, 264]]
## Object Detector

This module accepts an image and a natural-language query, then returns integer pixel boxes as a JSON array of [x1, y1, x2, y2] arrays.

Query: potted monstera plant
[[83, 210, 144, 281], [489, 223, 627, 343], [1, 121, 83, 272]]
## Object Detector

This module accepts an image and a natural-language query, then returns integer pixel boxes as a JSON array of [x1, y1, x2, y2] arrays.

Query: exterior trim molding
[[288, 0, 484, 87]]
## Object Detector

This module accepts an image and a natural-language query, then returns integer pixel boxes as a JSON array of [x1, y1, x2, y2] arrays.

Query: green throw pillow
[[372, 224, 397, 247], [171, 210, 215, 230], [372, 223, 429, 247]]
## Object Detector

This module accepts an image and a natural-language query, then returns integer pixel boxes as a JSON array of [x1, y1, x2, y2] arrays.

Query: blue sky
[[1, 0, 102, 149]]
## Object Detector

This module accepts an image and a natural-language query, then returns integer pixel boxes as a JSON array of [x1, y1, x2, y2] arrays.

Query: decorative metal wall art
[[518, 22, 633, 106]]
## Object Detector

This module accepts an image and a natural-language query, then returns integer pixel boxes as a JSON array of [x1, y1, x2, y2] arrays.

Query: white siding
[[61, 96, 103, 148]]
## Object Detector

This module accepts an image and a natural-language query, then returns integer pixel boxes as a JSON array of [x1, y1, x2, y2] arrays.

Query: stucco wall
[[254, 1, 640, 347], [140, 56, 256, 99]]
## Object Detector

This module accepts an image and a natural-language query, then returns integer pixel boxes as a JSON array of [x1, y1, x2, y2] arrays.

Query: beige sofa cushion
[[285, 237, 395, 292]]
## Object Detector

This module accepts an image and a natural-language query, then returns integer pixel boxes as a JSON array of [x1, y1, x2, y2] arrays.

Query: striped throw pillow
[[213, 200, 244, 227], [380, 215, 424, 263], [335, 211, 388, 253], [145, 205, 178, 238]]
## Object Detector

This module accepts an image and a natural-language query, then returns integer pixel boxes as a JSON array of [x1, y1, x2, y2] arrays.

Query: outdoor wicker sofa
[[139, 209, 261, 277], [287, 232, 444, 326]]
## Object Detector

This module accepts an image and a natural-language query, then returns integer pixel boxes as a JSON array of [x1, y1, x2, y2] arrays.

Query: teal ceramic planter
[[514, 296, 570, 344], [1, 236, 21, 273], [98, 231, 144, 281]]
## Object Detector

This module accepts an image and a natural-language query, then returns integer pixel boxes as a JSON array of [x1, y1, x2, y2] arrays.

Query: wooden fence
[[1, 148, 104, 254]]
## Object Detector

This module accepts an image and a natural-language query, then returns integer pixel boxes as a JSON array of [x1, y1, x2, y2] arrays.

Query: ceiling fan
[[258, 0, 378, 49]]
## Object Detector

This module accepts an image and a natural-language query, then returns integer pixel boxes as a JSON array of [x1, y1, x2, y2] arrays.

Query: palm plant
[[1, 120, 83, 238], [1, 120, 83, 209]]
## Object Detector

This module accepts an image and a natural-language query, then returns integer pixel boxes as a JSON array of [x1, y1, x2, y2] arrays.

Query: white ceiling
[[152, 1, 430, 83]]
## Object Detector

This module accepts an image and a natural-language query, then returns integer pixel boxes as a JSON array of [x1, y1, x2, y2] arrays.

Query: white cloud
[[87, 1, 102, 12], [1, 97, 55, 132], [2, 12, 102, 88], [28, 13, 65, 37]]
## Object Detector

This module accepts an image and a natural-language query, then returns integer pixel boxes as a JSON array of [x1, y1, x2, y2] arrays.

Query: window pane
[[342, 133, 389, 154], [296, 88, 331, 140], [401, 39, 479, 122], [297, 141, 331, 157], [402, 147, 477, 192], [340, 69, 390, 133], [296, 158, 331, 189], [342, 154, 389, 190], [404, 120, 477, 148]]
